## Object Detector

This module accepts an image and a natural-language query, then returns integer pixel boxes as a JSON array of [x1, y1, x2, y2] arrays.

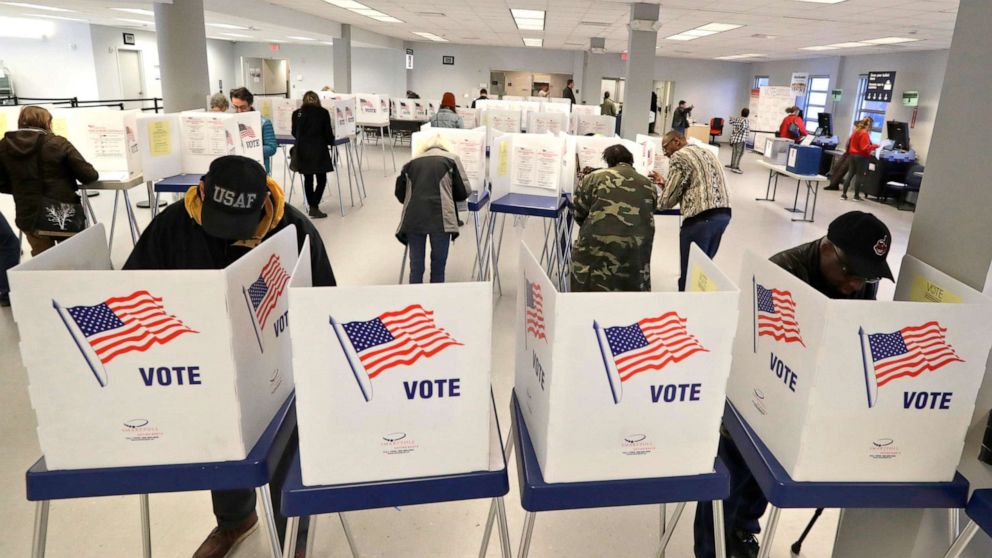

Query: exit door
[[654, 80, 676, 129], [117, 50, 145, 108]]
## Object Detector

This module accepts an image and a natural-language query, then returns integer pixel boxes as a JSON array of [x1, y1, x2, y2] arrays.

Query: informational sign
[[791, 72, 809, 96], [832, 89, 843, 102], [8, 225, 302, 470], [575, 114, 616, 136], [459, 107, 479, 129], [270, 97, 301, 136], [179, 112, 241, 173], [748, 86, 795, 136], [490, 133, 564, 198], [411, 127, 486, 192], [122, 32, 135, 45], [527, 111, 568, 135], [515, 242, 740, 482], [726, 251, 992, 482], [136, 114, 182, 180], [481, 108, 521, 148], [52, 108, 142, 175], [405, 53, 414, 70], [290, 280, 493, 486], [867, 71, 897, 102], [442, 55, 455, 65], [902, 91, 919, 107]]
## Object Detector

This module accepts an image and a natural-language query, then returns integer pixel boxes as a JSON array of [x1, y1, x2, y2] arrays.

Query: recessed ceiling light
[[116, 18, 153, 26], [827, 41, 871, 48], [412, 31, 447, 42], [370, 15, 403, 23], [665, 34, 698, 41], [323, 0, 369, 8], [800, 45, 840, 51], [511, 8, 545, 32], [111, 8, 154, 16], [288, 36, 315, 41], [0, 2, 71, 12], [207, 23, 249, 30], [352, 8, 386, 17], [862, 37, 919, 45], [511, 9, 545, 19], [523, 38, 543, 47], [665, 22, 742, 41], [221, 32, 250, 38], [322, 41, 334, 45], [716, 53, 763, 60], [697, 23, 742, 32]]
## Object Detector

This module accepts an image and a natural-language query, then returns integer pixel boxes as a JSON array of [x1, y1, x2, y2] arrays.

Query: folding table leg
[[478, 499, 498, 558], [282, 516, 299, 558], [495, 497, 511, 558], [258, 485, 283, 558], [756, 505, 781, 558], [948, 508, 960, 546], [31, 500, 50, 558], [138, 493, 152, 558], [654, 501, 685, 558], [306, 514, 318, 557], [109, 191, 121, 255], [942, 520, 980, 558], [339, 512, 360, 557], [123, 190, 141, 245], [713, 500, 727, 558], [517, 511, 537, 558], [659, 504, 666, 553]]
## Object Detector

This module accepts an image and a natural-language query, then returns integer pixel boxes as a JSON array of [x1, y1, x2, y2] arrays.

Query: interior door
[[117, 50, 144, 107], [654, 80, 676, 128]]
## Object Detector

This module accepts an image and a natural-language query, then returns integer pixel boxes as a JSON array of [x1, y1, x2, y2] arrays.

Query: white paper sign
[[180, 113, 239, 173], [412, 127, 486, 192], [136, 114, 182, 181], [270, 98, 301, 136], [576, 114, 616, 136], [527, 112, 569, 135], [490, 133, 564, 199]]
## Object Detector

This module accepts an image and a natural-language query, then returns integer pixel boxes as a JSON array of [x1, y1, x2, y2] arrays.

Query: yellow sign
[[909, 276, 961, 303], [688, 264, 718, 292], [497, 141, 508, 177], [259, 99, 273, 119], [148, 120, 172, 157], [51, 117, 68, 138]]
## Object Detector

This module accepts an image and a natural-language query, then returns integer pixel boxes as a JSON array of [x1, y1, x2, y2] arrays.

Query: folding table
[[723, 401, 970, 558], [755, 159, 828, 223], [150, 173, 203, 217], [78, 172, 145, 254], [26, 394, 297, 558], [489, 193, 569, 292]]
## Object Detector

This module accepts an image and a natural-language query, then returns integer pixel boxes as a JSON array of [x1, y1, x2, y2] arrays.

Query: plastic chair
[[710, 118, 725, 144], [885, 163, 925, 210]]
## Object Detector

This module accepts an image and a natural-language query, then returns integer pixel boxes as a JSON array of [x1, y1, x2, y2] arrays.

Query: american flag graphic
[[756, 283, 805, 346], [341, 304, 462, 378], [247, 254, 291, 328], [239, 123, 256, 140], [868, 321, 963, 388], [603, 312, 707, 382], [62, 291, 197, 365], [525, 281, 546, 341]]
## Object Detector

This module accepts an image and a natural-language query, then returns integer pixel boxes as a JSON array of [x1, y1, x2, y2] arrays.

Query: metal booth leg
[[495, 497, 511, 558], [479, 499, 498, 557], [713, 500, 727, 558], [659, 504, 666, 557], [943, 520, 980, 558], [108, 191, 121, 255], [139, 493, 152, 558], [756, 505, 782, 558], [258, 484, 283, 558], [31, 500, 50, 558], [306, 514, 319, 557], [339, 512, 360, 557], [281, 516, 300, 558], [948, 508, 961, 546], [654, 501, 686, 558], [123, 190, 141, 245], [517, 511, 537, 558]]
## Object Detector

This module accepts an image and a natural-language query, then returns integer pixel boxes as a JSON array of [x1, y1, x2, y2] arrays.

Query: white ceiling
[[0, 0, 960, 60]]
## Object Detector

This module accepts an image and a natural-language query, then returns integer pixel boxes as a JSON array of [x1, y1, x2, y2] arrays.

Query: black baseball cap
[[200, 156, 269, 240], [827, 211, 894, 281]]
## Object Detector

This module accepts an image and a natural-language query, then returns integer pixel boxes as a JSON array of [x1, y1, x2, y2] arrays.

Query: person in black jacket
[[693, 210, 894, 558], [123, 156, 335, 558], [563, 80, 577, 105], [471, 88, 489, 109], [290, 90, 335, 219], [395, 135, 470, 283]]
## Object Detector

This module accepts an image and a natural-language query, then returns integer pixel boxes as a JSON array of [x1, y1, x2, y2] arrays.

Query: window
[[802, 76, 830, 133], [855, 75, 886, 143], [753, 75, 769, 89]]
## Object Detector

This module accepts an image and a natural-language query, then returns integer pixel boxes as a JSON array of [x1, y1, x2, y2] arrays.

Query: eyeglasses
[[830, 243, 881, 284], [662, 138, 678, 151]]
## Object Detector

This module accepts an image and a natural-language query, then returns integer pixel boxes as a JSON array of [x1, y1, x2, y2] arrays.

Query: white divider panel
[[355, 94, 389, 126], [527, 111, 569, 135], [136, 113, 182, 181], [727, 250, 992, 482], [8, 226, 301, 470], [412, 127, 486, 193], [271, 98, 301, 136], [549, 98, 572, 107], [527, 96, 550, 103], [427, 99, 441, 118], [232, 111, 264, 163], [514, 242, 740, 482], [540, 102, 571, 115], [489, 133, 564, 200], [501, 95, 525, 102], [570, 104, 601, 133], [481, 109, 522, 148], [179, 112, 240, 173], [391, 98, 415, 120], [289, 281, 493, 486], [636, 134, 669, 177], [49, 108, 142, 175], [459, 107, 479, 129], [574, 135, 643, 173], [331, 98, 357, 138], [576, 114, 617, 136]]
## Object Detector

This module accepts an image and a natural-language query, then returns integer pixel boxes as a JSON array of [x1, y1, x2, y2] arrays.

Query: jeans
[[693, 433, 769, 557], [302, 173, 327, 208], [679, 211, 731, 291], [0, 212, 20, 294], [842, 155, 869, 197], [730, 142, 745, 170], [407, 232, 451, 284], [673, 125, 687, 136]]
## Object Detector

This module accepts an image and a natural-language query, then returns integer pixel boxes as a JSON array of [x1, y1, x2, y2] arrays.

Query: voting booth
[[289, 280, 494, 486], [330, 98, 357, 138], [8, 225, 304, 470], [490, 132, 565, 198], [134, 112, 263, 180], [636, 134, 669, 177], [355, 94, 390, 126], [726, 251, 992, 482], [575, 114, 617, 136], [411, 127, 486, 193], [44, 108, 143, 176], [570, 104, 602, 133], [481, 109, 522, 148], [527, 111, 569, 135], [574, 135, 650, 176], [477, 99, 541, 131], [459, 107, 479, 129], [514, 243, 740, 482], [270, 97, 301, 136]]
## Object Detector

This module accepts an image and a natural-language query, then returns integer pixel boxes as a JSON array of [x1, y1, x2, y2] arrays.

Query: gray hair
[[209, 93, 230, 112]]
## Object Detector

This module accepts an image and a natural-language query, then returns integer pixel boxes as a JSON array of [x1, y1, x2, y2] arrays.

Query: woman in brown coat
[[0, 106, 98, 254]]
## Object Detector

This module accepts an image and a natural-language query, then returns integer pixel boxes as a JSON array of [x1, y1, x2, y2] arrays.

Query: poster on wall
[[791, 72, 809, 96], [867, 71, 897, 102]]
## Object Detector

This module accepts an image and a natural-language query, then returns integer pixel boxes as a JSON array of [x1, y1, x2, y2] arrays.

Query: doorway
[[241, 57, 289, 95], [654, 80, 676, 129], [489, 70, 573, 99], [601, 78, 625, 105], [116, 49, 145, 108]]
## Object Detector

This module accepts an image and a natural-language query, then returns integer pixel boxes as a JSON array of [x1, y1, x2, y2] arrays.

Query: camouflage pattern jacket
[[570, 163, 658, 292]]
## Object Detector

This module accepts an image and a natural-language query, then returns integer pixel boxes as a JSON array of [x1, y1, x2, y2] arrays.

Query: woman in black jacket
[[290, 91, 335, 218]]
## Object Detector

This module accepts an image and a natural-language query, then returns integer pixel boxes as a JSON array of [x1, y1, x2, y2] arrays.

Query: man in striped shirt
[[658, 131, 732, 291], [726, 108, 750, 174]]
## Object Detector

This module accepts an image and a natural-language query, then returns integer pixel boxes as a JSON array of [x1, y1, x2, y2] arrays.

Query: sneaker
[[308, 207, 328, 219], [841, 194, 848, 200], [732, 168, 743, 174], [853, 195, 863, 201], [823, 186, 839, 191], [192, 512, 259, 558], [728, 529, 760, 558]]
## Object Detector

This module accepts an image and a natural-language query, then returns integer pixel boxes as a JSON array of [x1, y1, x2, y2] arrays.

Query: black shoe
[[0, 293, 9, 307], [823, 185, 839, 191], [308, 207, 328, 219], [728, 529, 760, 558], [853, 195, 863, 201], [841, 194, 848, 200]]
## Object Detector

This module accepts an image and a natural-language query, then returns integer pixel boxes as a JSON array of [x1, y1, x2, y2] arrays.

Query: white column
[[333, 24, 352, 94], [153, 0, 209, 112], [620, 3, 659, 139]]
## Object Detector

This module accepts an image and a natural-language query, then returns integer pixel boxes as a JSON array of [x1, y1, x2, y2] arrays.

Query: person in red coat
[[778, 106, 807, 142], [842, 117, 881, 200]]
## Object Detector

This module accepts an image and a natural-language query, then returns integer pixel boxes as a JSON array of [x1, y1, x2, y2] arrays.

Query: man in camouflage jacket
[[570, 145, 658, 292]]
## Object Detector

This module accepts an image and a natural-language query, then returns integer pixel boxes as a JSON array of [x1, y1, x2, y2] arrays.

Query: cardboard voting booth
[[411, 127, 486, 193], [477, 99, 541, 131], [8, 225, 304, 470], [481, 109, 522, 148], [574, 135, 648, 175], [576, 114, 617, 136], [637, 134, 669, 177], [570, 104, 602, 133], [289, 281, 494, 486], [134, 112, 263, 179], [726, 251, 992, 482], [490, 133, 564, 199], [459, 107, 479, 129], [540, 102, 571, 115], [330, 98, 357, 138], [527, 111, 569, 135], [355, 94, 390, 126], [270, 97, 301, 136], [514, 242, 740, 482], [46, 108, 143, 176]]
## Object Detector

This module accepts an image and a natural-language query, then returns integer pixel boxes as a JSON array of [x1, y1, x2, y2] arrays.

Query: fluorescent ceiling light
[[221, 32, 250, 38], [288, 36, 315, 41], [863, 37, 919, 45], [828, 41, 870, 48], [800, 45, 840, 51], [665, 34, 698, 41], [413, 31, 447, 42], [323, 41, 334, 45], [0, 15, 52, 37], [323, 0, 369, 8], [511, 9, 545, 19], [697, 23, 741, 32], [370, 15, 403, 23], [666, 22, 741, 41], [795, 0, 847, 3], [207, 23, 249, 30], [511, 8, 545, 32], [716, 53, 762, 60], [352, 8, 387, 17], [523, 38, 543, 47], [116, 18, 154, 26], [267, 39, 284, 43], [22, 13, 86, 22], [681, 29, 716, 37], [111, 8, 154, 16], [0, 2, 71, 12]]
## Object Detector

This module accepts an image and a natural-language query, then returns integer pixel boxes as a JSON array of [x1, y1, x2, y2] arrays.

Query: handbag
[[788, 120, 801, 138], [31, 134, 87, 237]]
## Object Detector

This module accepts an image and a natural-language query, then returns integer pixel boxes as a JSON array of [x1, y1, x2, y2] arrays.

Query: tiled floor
[[0, 140, 915, 557]]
